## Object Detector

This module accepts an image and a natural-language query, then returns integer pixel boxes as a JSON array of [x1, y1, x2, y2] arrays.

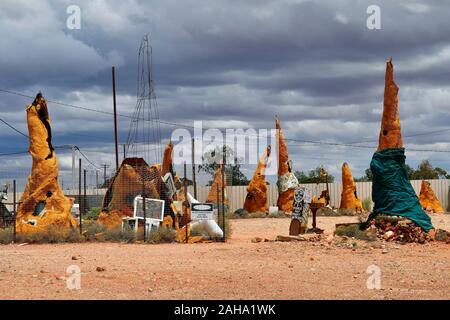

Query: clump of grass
[[84, 207, 100, 221], [85, 222, 107, 241], [190, 223, 209, 238], [335, 223, 376, 241], [104, 225, 136, 243], [146, 227, 176, 244], [0, 227, 14, 244], [362, 197, 373, 212], [435, 229, 450, 243], [15, 226, 84, 244], [268, 210, 287, 218]]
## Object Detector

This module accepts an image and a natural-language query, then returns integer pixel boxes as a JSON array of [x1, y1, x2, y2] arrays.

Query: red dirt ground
[[0, 215, 449, 299]]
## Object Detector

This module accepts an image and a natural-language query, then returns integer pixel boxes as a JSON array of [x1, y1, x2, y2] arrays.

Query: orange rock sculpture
[[340, 163, 363, 212], [419, 180, 444, 213], [99, 157, 167, 228], [378, 58, 403, 151], [16, 93, 76, 233], [206, 164, 228, 204], [276, 116, 298, 213], [243, 146, 271, 213], [161, 141, 174, 177]]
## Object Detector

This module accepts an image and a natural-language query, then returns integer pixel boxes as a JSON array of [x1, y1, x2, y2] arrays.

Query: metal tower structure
[[125, 35, 162, 164]]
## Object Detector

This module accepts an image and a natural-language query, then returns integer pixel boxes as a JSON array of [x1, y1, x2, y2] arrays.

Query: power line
[[0, 117, 28, 138], [3, 88, 450, 153]]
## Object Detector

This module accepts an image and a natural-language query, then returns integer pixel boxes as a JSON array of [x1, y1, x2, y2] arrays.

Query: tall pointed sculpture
[[419, 180, 444, 214], [367, 59, 433, 232], [340, 163, 363, 212], [206, 164, 228, 205], [276, 116, 299, 213], [16, 93, 76, 233], [243, 146, 271, 213]]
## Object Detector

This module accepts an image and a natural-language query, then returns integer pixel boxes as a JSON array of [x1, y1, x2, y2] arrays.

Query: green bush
[[362, 197, 373, 212], [84, 207, 100, 220], [335, 223, 376, 241], [0, 228, 14, 244]]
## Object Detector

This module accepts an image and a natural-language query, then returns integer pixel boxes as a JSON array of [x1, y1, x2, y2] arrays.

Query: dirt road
[[0, 215, 449, 299]]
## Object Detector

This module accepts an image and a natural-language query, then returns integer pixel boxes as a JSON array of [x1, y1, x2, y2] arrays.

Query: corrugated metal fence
[[6, 179, 450, 213], [189, 179, 450, 213]]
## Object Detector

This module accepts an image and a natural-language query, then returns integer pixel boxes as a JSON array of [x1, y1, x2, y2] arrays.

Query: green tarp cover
[[367, 147, 433, 232]]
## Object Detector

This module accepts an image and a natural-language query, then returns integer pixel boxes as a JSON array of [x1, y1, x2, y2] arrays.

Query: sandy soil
[[0, 215, 449, 300]]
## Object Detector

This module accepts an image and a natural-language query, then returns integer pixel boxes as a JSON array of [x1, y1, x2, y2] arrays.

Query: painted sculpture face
[[243, 146, 271, 213], [378, 58, 403, 151]]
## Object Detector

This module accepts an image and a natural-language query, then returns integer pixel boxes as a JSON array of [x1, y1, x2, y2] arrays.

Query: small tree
[[294, 166, 335, 183], [198, 145, 250, 186]]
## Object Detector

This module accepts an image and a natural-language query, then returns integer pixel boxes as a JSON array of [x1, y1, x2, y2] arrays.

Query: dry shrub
[[146, 227, 176, 244], [0, 228, 13, 244]]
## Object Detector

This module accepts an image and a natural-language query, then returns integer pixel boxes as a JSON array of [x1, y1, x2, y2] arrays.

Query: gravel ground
[[0, 214, 449, 300]]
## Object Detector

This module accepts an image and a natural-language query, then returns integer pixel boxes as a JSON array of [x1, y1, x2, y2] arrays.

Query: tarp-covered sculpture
[[16, 93, 76, 233], [367, 59, 433, 232], [99, 157, 168, 228], [206, 164, 228, 205], [276, 116, 299, 214], [419, 180, 444, 214], [340, 163, 363, 212], [243, 146, 271, 213]]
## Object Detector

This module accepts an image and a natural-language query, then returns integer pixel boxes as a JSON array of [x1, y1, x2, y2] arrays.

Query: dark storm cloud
[[1, 0, 450, 181]]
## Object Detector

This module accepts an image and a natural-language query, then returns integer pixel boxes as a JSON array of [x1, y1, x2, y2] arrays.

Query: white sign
[[191, 203, 214, 220], [133, 197, 165, 221]]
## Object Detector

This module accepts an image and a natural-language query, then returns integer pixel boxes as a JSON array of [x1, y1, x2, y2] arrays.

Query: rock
[[326, 234, 334, 244], [383, 230, 395, 240], [382, 249, 389, 254], [148, 288, 153, 292], [55, 276, 66, 281], [96, 267, 106, 272], [71, 255, 80, 260], [251, 237, 263, 243], [276, 235, 306, 242]]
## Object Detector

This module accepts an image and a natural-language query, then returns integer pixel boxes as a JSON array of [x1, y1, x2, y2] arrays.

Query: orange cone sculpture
[[340, 163, 363, 212], [276, 116, 298, 213], [378, 58, 403, 151], [419, 180, 444, 213], [367, 58, 433, 232], [243, 146, 271, 213], [206, 164, 228, 205], [16, 93, 76, 233]]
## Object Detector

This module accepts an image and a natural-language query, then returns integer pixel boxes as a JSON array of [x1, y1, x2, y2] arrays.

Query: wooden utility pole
[[13, 180, 16, 242], [221, 146, 226, 242], [112, 66, 119, 171], [78, 158, 82, 232], [191, 138, 197, 199], [184, 162, 189, 243]]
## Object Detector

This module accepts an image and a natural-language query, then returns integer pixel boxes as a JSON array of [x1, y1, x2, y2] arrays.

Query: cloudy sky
[[1, 0, 450, 188]]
